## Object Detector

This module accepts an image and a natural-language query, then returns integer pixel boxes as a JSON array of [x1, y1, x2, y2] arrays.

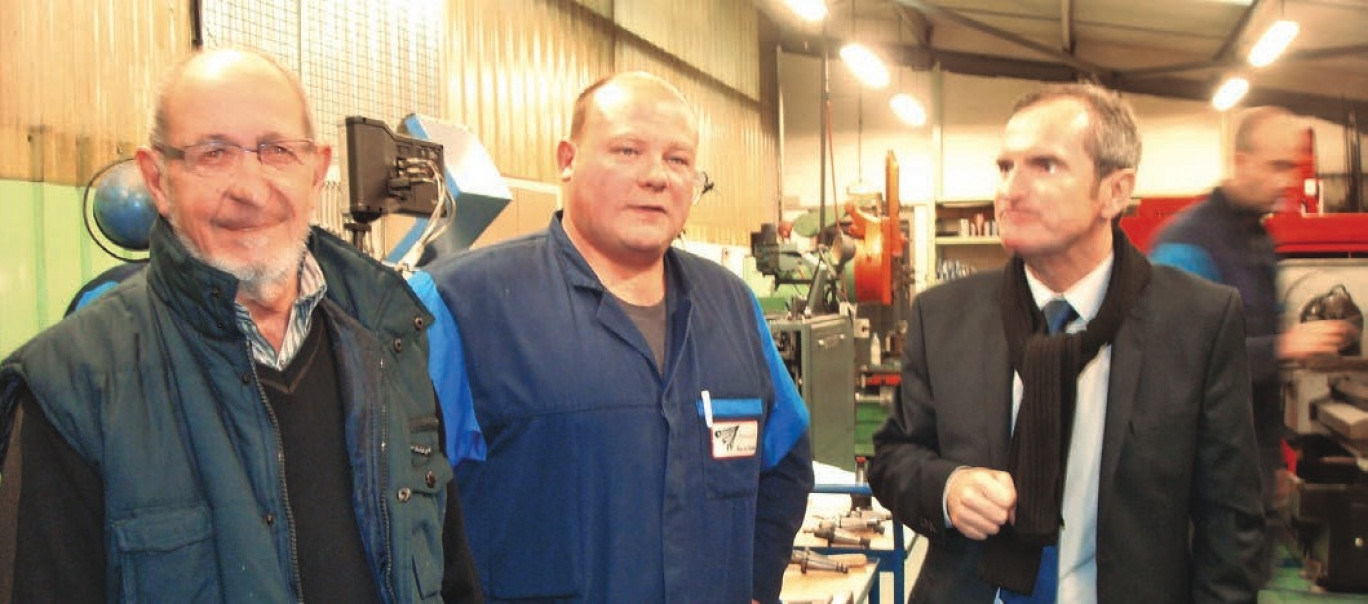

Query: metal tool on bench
[[809, 525, 871, 548], [844, 507, 891, 522], [790, 548, 870, 574], [819, 515, 886, 534]]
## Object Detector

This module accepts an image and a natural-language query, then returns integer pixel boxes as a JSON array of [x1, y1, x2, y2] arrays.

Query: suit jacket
[[869, 264, 1264, 604]]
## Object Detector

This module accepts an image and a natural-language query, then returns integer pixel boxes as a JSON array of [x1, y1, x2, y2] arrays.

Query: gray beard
[[169, 218, 310, 305]]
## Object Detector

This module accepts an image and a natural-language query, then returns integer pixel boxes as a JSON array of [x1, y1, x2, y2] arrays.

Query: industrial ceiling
[[760, 0, 1368, 132]]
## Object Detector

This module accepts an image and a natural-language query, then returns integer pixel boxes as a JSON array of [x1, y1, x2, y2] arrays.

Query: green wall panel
[[0, 180, 43, 358], [1, 179, 128, 356]]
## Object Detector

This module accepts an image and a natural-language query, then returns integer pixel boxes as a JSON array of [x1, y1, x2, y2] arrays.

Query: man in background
[[870, 83, 1264, 602], [1150, 105, 1360, 582], [411, 72, 813, 603], [0, 48, 481, 602]]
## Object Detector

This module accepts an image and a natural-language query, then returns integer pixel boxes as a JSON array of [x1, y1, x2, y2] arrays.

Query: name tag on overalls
[[710, 420, 758, 459]]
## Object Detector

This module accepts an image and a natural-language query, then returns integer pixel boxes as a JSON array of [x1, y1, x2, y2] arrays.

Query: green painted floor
[[1259, 541, 1368, 603]]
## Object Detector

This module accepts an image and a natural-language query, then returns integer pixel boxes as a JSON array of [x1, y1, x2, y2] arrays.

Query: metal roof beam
[[890, 0, 1110, 77], [1115, 76, 1368, 135], [777, 34, 1368, 135], [1212, 0, 1265, 61], [894, 4, 933, 48], [1119, 43, 1368, 79], [1060, 0, 1075, 55], [778, 33, 1080, 82]]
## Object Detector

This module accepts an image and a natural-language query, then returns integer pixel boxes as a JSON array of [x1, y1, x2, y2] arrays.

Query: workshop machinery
[[752, 151, 912, 470], [1247, 124, 1366, 594], [1120, 123, 1368, 593], [340, 114, 512, 267], [1277, 253, 1368, 594]]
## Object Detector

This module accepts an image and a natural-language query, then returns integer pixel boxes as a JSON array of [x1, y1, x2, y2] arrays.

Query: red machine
[[1121, 127, 1368, 254], [1118, 195, 1201, 253]]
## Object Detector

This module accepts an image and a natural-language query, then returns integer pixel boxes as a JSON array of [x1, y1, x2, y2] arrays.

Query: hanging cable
[[392, 158, 456, 276]]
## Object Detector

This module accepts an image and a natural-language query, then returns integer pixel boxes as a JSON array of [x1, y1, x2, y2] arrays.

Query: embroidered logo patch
[[711, 419, 758, 459]]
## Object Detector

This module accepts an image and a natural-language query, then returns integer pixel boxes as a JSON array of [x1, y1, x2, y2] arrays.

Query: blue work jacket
[[411, 212, 813, 603]]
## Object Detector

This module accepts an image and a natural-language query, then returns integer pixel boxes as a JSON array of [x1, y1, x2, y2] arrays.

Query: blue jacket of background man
[[0, 219, 457, 603], [410, 212, 814, 603], [1149, 187, 1283, 446]]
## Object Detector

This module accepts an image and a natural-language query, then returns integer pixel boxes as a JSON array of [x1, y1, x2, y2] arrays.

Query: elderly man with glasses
[[0, 48, 482, 603]]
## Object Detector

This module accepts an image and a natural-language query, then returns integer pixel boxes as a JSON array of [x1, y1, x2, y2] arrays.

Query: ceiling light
[[1212, 77, 1249, 111], [840, 43, 889, 89], [1248, 20, 1299, 67], [784, 0, 828, 22], [890, 93, 927, 127]]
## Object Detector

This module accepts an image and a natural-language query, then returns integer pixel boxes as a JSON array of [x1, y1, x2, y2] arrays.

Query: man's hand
[[946, 467, 1016, 540], [1278, 319, 1361, 360]]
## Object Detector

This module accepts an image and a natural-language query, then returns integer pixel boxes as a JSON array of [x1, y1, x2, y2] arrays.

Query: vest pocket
[[111, 505, 220, 603], [407, 419, 454, 600]]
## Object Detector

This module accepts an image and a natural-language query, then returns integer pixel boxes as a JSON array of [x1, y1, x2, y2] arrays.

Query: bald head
[[1233, 106, 1298, 154], [1227, 106, 1305, 212], [568, 72, 697, 144], [150, 48, 314, 148]]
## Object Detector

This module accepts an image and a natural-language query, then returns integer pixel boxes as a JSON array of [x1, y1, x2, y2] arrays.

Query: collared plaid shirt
[[234, 252, 329, 370]]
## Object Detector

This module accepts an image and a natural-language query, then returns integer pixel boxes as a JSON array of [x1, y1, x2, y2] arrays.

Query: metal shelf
[[934, 199, 994, 208], [935, 236, 1001, 245]]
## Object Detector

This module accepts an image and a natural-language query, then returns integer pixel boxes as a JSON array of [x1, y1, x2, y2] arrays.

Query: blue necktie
[[1044, 298, 1077, 335], [1001, 298, 1076, 603]]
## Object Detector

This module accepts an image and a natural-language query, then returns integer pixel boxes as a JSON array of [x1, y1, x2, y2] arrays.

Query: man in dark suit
[[869, 83, 1264, 603]]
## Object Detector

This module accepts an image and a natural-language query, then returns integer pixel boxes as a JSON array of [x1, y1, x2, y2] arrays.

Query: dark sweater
[[1150, 187, 1283, 446]]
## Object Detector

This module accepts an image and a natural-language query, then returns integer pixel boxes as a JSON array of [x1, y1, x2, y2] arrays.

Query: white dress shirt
[[1004, 253, 1115, 604]]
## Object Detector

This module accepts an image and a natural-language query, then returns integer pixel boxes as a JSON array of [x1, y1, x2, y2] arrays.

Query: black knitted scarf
[[979, 224, 1151, 593]]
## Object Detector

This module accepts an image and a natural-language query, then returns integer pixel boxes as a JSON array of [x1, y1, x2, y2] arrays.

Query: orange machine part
[[847, 151, 905, 305]]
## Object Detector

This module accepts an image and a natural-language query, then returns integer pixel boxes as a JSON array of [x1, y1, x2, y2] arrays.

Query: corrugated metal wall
[[0, 0, 190, 185], [448, 0, 780, 247], [0, 0, 781, 355], [0, 0, 191, 355]]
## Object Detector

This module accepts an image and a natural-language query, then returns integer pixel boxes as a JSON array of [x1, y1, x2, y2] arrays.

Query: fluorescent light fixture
[[840, 43, 889, 89], [1248, 20, 1299, 67], [784, 0, 828, 22], [1212, 77, 1249, 111], [890, 93, 927, 127]]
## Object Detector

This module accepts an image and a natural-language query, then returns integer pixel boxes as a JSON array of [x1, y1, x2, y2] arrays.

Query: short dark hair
[[1011, 83, 1142, 179]]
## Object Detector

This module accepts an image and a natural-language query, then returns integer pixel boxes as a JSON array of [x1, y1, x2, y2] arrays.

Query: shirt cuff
[[943, 465, 970, 527]]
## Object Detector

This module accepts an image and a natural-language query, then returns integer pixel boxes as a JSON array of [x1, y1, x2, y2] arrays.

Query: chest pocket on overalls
[[695, 397, 764, 499]]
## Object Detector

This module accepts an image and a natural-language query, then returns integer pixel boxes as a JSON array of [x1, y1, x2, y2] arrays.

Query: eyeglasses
[[157, 139, 316, 177], [693, 170, 715, 204]]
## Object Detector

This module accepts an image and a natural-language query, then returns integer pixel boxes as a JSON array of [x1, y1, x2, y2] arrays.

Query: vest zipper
[[377, 354, 396, 602], [246, 343, 306, 602]]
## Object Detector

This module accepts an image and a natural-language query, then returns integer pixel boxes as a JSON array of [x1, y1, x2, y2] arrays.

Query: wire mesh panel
[[200, 0, 444, 238]]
